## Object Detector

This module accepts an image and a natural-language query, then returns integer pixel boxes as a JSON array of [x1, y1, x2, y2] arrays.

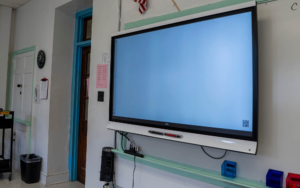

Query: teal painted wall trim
[[8, 45, 36, 154], [117, 136, 268, 187], [256, 0, 277, 4], [69, 7, 92, 181], [10, 46, 36, 57], [124, 0, 276, 30], [121, 133, 127, 150], [14, 118, 31, 126], [113, 149, 269, 188]]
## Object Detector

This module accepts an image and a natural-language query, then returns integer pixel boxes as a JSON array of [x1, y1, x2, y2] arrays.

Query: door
[[10, 51, 34, 171], [77, 46, 90, 184], [11, 51, 34, 122]]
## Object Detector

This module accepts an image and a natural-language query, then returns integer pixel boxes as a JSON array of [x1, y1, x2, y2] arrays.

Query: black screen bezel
[[109, 6, 258, 142]]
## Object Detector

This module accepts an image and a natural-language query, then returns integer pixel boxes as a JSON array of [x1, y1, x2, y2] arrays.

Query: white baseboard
[[40, 171, 69, 185], [40, 172, 47, 185]]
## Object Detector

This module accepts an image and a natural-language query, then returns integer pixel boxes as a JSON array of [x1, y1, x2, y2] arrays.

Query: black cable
[[117, 131, 131, 143], [117, 131, 129, 141], [114, 131, 117, 149], [117, 131, 138, 188], [121, 133, 125, 151], [201, 146, 227, 159], [132, 155, 136, 188], [113, 132, 116, 188], [117, 131, 133, 151]]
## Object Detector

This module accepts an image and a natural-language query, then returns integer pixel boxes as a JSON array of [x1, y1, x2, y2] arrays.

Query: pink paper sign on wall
[[96, 64, 108, 88]]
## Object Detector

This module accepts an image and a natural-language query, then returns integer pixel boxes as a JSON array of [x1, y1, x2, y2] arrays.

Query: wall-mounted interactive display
[[108, 1, 258, 154]]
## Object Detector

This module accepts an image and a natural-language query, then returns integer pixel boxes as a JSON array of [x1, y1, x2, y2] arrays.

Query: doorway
[[69, 7, 92, 182], [77, 46, 90, 184], [8, 47, 36, 171]]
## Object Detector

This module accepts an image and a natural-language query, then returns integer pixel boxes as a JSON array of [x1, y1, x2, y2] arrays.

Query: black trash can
[[20, 154, 42, 184]]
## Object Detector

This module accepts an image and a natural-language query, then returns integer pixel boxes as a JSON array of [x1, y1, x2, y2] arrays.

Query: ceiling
[[0, 0, 30, 9], [57, 0, 93, 17]]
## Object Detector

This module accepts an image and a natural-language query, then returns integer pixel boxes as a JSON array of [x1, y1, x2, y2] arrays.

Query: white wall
[[121, 0, 222, 29], [12, 0, 71, 184], [0, 6, 12, 109], [85, 1, 119, 187], [0, 5, 13, 167], [86, 0, 300, 188], [46, 8, 75, 184]]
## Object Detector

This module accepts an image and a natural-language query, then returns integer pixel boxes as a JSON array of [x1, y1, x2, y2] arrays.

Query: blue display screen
[[112, 12, 254, 133]]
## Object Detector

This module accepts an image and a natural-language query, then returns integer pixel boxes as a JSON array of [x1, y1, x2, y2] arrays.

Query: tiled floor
[[0, 169, 85, 188]]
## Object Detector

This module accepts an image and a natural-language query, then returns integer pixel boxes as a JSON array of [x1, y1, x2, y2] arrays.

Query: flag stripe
[[133, 0, 147, 14], [140, 4, 146, 11]]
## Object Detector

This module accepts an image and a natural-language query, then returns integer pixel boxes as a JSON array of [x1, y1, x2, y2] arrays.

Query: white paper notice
[[35, 84, 40, 104], [40, 80, 48, 100], [102, 51, 110, 64]]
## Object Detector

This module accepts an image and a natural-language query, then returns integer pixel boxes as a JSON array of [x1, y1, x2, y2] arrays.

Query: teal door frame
[[69, 7, 93, 181]]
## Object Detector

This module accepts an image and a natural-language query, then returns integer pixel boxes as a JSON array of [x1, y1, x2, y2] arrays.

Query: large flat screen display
[[110, 7, 258, 142]]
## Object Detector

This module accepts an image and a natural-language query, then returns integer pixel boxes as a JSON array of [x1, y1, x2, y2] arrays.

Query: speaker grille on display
[[100, 147, 114, 182]]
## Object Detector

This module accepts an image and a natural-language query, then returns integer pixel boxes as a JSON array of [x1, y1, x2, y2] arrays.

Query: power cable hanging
[[201, 146, 227, 160]]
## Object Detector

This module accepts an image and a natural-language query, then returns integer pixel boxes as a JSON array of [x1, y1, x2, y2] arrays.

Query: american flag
[[133, 0, 147, 14]]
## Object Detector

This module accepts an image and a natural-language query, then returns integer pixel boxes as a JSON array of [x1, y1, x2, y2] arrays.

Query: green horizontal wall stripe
[[11, 46, 36, 57], [256, 0, 277, 4], [14, 118, 31, 126], [113, 149, 268, 188], [124, 0, 276, 30]]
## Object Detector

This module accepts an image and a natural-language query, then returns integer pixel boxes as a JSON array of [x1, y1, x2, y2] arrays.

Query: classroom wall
[[12, 0, 71, 184], [0, 5, 12, 162], [85, 1, 119, 187], [86, 0, 300, 187], [46, 9, 75, 185], [11, 0, 96, 185], [120, 0, 223, 29], [0, 6, 12, 109]]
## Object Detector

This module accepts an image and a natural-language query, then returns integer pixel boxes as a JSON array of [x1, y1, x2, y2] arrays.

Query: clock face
[[37, 50, 46, 69]]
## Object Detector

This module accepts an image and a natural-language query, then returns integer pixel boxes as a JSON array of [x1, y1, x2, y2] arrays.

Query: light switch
[[98, 91, 104, 102]]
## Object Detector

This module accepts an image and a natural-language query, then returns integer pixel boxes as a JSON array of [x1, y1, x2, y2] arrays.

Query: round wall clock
[[37, 50, 46, 69]]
